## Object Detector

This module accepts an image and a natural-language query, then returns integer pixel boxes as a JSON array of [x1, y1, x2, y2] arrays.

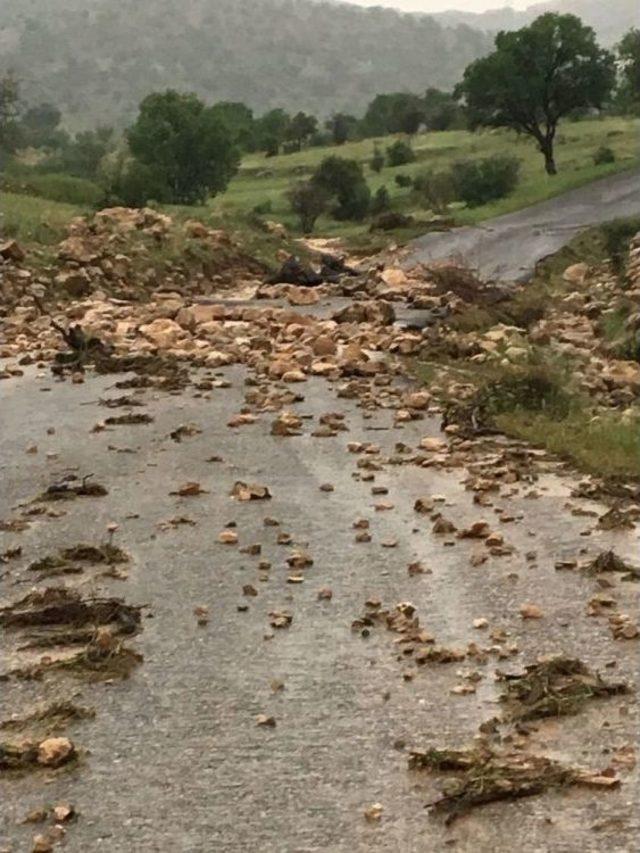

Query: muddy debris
[[34, 474, 108, 502], [584, 550, 640, 582], [103, 413, 154, 426], [409, 741, 619, 824], [0, 702, 95, 736], [27, 543, 129, 578], [1, 736, 77, 773], [497, 657, 630, 722], [99, 394, 145, 408]]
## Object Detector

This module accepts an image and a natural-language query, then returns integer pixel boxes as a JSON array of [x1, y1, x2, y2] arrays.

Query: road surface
[[407, 169, 640, 281], [1, 359, 638, 852]]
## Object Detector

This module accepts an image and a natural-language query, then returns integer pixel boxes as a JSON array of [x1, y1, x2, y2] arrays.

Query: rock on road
[[1, 360, 639, 852], [407, 168, 640, 282]]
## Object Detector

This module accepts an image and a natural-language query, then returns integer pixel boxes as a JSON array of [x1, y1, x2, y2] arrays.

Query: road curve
[[406, 168, 640, 282]]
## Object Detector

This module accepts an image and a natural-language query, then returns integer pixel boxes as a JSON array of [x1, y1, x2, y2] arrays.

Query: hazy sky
[[344, 1, 532, 13]]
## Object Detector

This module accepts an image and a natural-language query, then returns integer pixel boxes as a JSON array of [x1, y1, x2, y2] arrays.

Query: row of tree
[[1, 16, 639, 206]]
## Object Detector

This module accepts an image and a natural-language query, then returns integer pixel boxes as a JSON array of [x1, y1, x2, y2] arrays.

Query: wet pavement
[[407, 169, 640, 281], [1, 362, 639, 852]]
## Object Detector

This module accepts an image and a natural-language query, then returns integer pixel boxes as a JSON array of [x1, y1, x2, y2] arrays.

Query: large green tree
[[456, 14, 615, 175], [127, 90, 240, 204], [362, 93, 424, 136]]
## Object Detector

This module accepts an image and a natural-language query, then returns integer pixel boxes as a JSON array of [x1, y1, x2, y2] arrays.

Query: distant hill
[[432, 0, 637, 46], [0, 0, 493, 129]]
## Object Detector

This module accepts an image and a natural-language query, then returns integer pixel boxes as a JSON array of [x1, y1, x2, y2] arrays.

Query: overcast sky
[[344, 1, 532, 13]]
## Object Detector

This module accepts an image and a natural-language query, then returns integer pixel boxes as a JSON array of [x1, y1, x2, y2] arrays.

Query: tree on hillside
[[616, 28, 640, 113], [312, 156, 371, 220], [210, 101, 255, 150], [127, 90, 240, 204], [256, 108, 291, 156], [285, 111, 318, 151], [326, 113, 357, 146], [363, 93, 424, 136], [0, 72, 21, 157], [456, 14, 616, 175], [21, 102, 65, 149], [286, 181, 329, 233], [423, 88, 460, 131]]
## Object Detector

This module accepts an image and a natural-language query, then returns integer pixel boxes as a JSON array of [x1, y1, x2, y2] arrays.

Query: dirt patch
[[95, 353, 190, 391]]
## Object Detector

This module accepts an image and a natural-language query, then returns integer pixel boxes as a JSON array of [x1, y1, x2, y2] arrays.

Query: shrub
[[252, 200, 273, 215], [370, 146, 385, 173], [286, 181, 328, 233], [477, 365, 573, 421], [593, 145, 615, 165], [414, 169, 456, 212], [451, 155, 520, 207], [371, 186, 391, 215], [312, 156, 370, 221], [394, 173, 413, 188], [386, 139, 415, 167], [601, 217, 640, 274]]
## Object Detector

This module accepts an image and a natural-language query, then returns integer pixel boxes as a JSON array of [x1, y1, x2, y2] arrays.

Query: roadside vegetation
[[414, 219, 640, 481]]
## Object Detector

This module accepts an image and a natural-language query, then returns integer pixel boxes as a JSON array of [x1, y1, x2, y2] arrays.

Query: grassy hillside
[[214, 116, 639, 248], [3, 117, 638, 256]]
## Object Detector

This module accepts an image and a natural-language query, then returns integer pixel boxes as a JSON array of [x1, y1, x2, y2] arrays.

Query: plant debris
[[27, 543, 129, 578], [497, 657, 630, 722], [409, 741, 620, 824], [35, 474, 108, 502], [583, 550, 640, 582]]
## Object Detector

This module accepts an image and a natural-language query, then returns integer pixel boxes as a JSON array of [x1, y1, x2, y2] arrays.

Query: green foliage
[[593, 145, 616, 164], [369, 145, 385, 173], [209, 101, 255, 150], [284, 112, 318, 151], [286, 180, 328, 233], [127, 90, 240, 204], [394, 173, 413, 188], [451, 155, 520, 207], [386, 139, 415, 167], [363, 93, 424, 136], [327, 113, 357, 146], [423, 88, 460, 131], [616, 28, 640, 113], [601, 216, 640, 273], [414, 169, 456, 212], [55, 127, 114, 179], [371, 185, 391, 215], [20, 102, 65, 149], [1, 169, 101, 206], [457, 13, 616, 174], [312, 156, 370, 221]]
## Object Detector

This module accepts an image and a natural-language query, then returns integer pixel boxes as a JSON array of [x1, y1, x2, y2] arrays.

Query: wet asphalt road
[[407, 168, 640, 281], [1, 365, 639, 852]]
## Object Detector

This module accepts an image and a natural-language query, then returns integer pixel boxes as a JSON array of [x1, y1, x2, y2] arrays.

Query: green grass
[[494, 410, 640, 480], [1, 191, 87, 245], [214, 116, 639, 248]]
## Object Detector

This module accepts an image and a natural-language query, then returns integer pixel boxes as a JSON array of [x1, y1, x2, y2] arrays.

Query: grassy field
[[2, 116, 638, 255], [215, 116, 639, 247]]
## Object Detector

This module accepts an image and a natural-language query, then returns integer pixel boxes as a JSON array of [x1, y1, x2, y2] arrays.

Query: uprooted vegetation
[[34, 474, 108, 502], [1, 587, 144, 683], [409, 742, 618, 824], [27, 543, 129, 579], [497, 657, 630, 722], [0, 701, 95, 736]]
